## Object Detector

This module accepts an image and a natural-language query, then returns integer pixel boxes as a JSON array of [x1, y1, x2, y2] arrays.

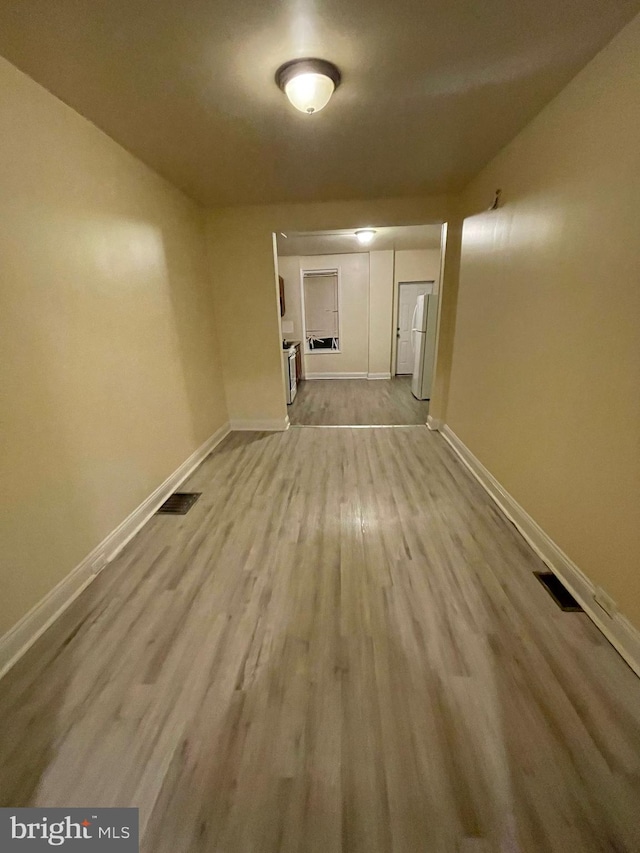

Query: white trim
[[427, 415, 441, 431], [440, 425, 640, 678], [292, 424, 421, 429], [229, 417, 290, 431], [305, 372, 368, 380], [367, 372, 392, 380], [0, 421, 231, 682]]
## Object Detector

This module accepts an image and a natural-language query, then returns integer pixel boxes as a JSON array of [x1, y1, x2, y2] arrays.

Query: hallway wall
[[368, 250, 395, 377], [277, 255, 304, 346], [0, 57, 228, 637], [206, 196, 455, 426], [447, 13, 640, 629], [394, 250, 441, 290]]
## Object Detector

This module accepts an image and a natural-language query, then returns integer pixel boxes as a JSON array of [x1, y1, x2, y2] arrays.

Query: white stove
[[282, 346, 297, 404]]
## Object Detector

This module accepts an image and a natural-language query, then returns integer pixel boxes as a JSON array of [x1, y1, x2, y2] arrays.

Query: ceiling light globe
[[276, 59, 341, 115], [355, 229, 376, 245], [285, 72, 335, 114]]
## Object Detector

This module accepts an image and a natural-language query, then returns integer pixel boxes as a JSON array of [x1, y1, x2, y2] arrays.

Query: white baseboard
[[305, 372, 368, 380], [0, 421, 231, 682], [229, 417, 289, 431], [440, 425, 640, 678], [367, 373, 392, 380], [427, 415, 441, 431]]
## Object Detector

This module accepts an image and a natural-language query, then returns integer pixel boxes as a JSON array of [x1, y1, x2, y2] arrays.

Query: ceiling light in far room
[[355, 229, 376, 245], [276, 58, 341, 115]]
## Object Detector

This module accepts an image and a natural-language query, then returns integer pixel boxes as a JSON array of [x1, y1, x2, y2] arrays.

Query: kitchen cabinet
[[293, 342, 302, 382]]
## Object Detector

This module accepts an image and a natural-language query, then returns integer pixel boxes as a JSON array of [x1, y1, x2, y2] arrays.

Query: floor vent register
[[156, 492, 201, 515], [534, 571, 583, 612]]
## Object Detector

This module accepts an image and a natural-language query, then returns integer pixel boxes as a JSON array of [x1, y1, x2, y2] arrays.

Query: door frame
[[392, 280, 435, 376], [274, 221, 453, 421]]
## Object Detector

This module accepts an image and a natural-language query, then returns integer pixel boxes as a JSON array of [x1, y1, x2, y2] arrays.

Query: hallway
[[1, 427, 639, 852], [289, 377, 430, 425]]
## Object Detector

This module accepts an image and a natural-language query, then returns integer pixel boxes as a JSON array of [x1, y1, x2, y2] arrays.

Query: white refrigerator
[[411, 294, 438, 400]]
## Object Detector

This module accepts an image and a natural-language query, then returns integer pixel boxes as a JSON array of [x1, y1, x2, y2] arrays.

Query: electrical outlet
[[593, 587, 617, 619]]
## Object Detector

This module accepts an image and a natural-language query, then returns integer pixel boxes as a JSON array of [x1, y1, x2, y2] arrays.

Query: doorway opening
[[273, 224, 445, 426], [395, 281, 434, 375]]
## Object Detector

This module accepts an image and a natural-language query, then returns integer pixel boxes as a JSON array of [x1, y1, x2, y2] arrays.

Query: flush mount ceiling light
[[275, 58, 341, 115], [355, 229, 377, 245]]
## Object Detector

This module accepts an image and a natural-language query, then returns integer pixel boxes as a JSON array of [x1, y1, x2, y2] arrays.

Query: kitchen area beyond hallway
[[276, 224, 443, 427], [288, 376, 430, 425]]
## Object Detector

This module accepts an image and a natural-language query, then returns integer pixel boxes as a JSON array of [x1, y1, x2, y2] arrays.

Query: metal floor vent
[[156, 492, 201, 515], [534, 571, 583, 612]]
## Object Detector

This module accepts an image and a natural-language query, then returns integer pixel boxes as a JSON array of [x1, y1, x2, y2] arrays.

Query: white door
[[396, 282, 431, 374]]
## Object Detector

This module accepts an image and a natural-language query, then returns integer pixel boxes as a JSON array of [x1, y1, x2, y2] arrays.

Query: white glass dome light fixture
[[276, 58, 341, 115], [355, 229, 377, 246]]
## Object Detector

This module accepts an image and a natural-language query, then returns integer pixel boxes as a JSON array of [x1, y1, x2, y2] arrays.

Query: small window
[[302, 270, 339, 352]]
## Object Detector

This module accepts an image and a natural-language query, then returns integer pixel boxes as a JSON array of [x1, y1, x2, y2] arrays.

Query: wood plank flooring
[[289, 377, 430, 425], [1, 427, 640, 853]]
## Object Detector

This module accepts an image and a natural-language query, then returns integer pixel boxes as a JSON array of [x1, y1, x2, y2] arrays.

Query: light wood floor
[[289, 377, 430, 425], [2, 427, 640, 853]]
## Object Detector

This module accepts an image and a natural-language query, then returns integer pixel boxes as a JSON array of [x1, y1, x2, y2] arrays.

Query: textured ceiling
[[0, 0, 638, 206], [277, 225, 443, 256]]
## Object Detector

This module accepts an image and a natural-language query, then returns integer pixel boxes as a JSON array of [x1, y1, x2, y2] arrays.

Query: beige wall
[[391, 248, 443, 375], [301, 254, 370, 376], [279, 249, 395, 378], [206, 196, 455, 424], [278, 254, 372, 377], [447, 14, 640, 628], [277, 256, 303, 345], [368, 250, 395, 377], [0, 57, 228, 636], [394, 249, 442, 290]]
